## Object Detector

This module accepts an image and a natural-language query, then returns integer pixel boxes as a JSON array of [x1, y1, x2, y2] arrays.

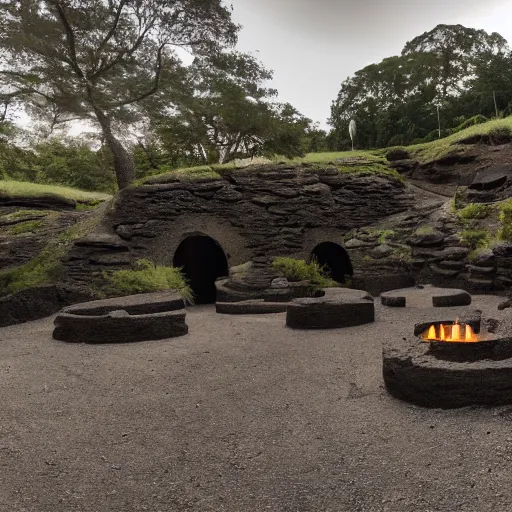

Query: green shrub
[[104, 259, 193, 302], [385, 148, 410, 162], [450, 115, 488, 135], [489, 125, 512, 144], [461, 229, 490, 249], [498, 199, 512, 241], [271, 257, 337, 287], [457, 203, 491, 221]]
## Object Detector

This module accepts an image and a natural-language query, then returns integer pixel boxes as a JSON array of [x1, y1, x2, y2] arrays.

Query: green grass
[[103, 259, 193, 303], [391, 116, 512, 163], [457, 203, 491, 221], [9, 220, 44, 235], [271, 257, 337, 287], [1, 209, 52, 219], [134, 116, 512, 187], [377, 230, 395, 243], [0, 206, 104, 295], [0, 181, 111, 204], [137, 151, 402, 186]]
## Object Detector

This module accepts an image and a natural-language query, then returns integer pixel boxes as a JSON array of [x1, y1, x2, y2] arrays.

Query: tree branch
[[106, 43, 165, 108], [51, 0, 85, 79], [95, 0, 129, 60], [90, 17, 156, 80]]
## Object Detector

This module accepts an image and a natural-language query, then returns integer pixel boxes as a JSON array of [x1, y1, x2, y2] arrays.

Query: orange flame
[[424, 320, 480, 343]]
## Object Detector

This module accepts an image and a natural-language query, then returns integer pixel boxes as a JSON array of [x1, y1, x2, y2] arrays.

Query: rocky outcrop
[[62, 164, 414, 294]]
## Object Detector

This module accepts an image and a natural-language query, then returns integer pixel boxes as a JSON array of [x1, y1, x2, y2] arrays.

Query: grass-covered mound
[[0, 180, 111, 207], [136, 116, 512, 186], [137, 152, 402, 186]]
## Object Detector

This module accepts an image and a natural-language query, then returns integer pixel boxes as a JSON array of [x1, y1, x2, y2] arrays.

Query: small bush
[[271, 257, 336, 287], [450, 115, 488, 135], [104, 259, 193, 302], [385, 148, 410, 162], [457, 203, 491, 221], [489, 126, 512, 144], [461, 229, 490, 249]]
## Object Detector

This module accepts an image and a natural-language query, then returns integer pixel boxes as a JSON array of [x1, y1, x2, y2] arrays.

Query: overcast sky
[[230, 0, 512, 130]]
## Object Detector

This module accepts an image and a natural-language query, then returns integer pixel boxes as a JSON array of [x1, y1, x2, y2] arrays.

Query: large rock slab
[[286, 295, 374, 330], [0, 285, 91, 327], [216, 300, 288, 315]]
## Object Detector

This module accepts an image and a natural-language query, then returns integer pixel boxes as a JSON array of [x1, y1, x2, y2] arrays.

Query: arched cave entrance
[[173, 235, 229, 304], [310, 242, 354, 284]]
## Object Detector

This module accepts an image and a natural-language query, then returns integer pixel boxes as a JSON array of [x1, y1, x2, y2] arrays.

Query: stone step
[[429, 264, 459, 277]]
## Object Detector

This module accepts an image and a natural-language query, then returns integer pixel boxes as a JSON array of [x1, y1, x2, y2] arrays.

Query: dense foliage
[[329, 24, 512, 149]]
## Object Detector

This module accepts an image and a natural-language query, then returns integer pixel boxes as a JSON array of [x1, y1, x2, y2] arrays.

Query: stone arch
[[173, 235, 229, 304], [309, 242, 354, 284]]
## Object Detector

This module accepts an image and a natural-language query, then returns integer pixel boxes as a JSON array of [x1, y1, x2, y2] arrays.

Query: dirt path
[[1, 297, 511, 512]]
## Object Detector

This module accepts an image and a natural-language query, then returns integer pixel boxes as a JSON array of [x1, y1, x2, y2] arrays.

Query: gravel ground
[[1, 295, 512, 512]]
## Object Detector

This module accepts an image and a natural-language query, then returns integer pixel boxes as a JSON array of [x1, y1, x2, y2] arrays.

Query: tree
[[152, 53, 309, 164], [0, 0, 238, 188], [329, 24, 511, 149], [402, 24, 508, 98]]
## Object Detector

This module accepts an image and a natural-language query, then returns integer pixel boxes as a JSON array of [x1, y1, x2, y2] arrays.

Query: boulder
[[370, 244, 393, 259]]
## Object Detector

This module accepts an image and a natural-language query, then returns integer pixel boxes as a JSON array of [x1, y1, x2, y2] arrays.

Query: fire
[[425, 318, 480, 343]]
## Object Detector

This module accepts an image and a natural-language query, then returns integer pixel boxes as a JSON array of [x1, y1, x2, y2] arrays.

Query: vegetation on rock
[[271, 257, 337, 287], [0, 206, 104, 295], [104, 259, 192, 303]]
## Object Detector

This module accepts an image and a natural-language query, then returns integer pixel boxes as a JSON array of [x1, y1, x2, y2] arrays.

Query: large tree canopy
[[0, 0, 238, 188], [329, 24, 512, 150]]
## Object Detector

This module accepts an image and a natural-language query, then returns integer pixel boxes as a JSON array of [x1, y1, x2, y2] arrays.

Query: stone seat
[[53, 292, 188, 343], [286, 293, 374, 330], [381, 285, 471, 308]]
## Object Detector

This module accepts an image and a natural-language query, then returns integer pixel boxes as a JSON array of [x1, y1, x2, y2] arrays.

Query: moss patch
[[9, 220, 45, 235]]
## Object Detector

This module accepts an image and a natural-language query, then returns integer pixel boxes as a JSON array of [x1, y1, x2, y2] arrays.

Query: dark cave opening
[[173, 235, 229, 304], [310, 242, 354, 284]]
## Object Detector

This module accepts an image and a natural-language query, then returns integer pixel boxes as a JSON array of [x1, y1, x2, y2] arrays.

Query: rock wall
[[63, 164, 415, 294]]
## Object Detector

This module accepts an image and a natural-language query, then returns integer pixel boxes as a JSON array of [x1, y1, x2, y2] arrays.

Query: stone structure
[[383, 312, 512, 408], [62, 164, 416, 301], [381, 285, 472, 308], [53, 292, 188, 343], [286, 289, 375, 329]]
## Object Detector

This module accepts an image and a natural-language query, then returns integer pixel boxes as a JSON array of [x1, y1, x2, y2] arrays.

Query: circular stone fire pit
[[383, 313, 512, 408], [53, 292, 188, 343], [381, 285, 471, 308]]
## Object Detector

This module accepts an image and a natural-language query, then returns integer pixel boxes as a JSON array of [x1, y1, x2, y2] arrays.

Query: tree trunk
[[94, 109, 135, 189]]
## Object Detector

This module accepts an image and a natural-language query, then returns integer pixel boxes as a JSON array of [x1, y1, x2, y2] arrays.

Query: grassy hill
[[137, 116, 512, 184]]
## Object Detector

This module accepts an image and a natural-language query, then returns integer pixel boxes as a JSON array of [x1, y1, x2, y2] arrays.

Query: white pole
[[437, 105, 441, 139]]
